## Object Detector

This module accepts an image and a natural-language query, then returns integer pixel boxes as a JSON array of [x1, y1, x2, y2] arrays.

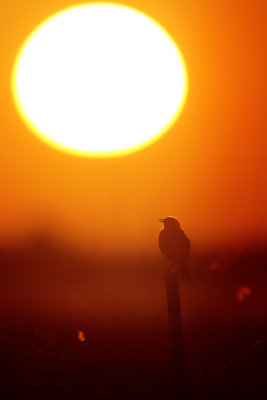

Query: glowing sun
[[12, 3, 187, 157]]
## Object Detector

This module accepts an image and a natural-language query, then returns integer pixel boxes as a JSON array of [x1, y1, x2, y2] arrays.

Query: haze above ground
[[0, 0, 266, 254]]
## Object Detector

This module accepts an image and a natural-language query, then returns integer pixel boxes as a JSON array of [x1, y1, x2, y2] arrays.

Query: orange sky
[[0, 0, 266, 255]]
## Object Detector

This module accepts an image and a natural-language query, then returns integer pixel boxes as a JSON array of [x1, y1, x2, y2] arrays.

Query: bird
[[158, 216, 190, 278]]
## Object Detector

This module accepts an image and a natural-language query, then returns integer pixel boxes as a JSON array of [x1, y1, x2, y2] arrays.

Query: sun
[[12, 3, 187, 157]]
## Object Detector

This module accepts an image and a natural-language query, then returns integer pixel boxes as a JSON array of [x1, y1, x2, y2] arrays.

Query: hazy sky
[[0, 0, 266, 255]]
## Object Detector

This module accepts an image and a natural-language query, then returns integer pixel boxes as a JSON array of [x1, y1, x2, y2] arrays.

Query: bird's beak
[[158, 219, 164, 222]]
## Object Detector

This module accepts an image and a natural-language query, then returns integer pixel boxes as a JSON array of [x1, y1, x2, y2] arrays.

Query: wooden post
[[164, 269, 187, 399]]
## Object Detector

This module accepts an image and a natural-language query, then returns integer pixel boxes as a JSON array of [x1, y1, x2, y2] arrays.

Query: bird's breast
[[159, 228, 190, 263]]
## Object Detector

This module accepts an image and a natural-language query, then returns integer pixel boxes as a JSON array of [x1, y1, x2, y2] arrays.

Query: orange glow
[[0, 0, 266, 254], [77, 330, 86, 342]]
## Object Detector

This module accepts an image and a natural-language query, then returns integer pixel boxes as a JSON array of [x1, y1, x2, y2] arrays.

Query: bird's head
[[158, 216, 180, 229]]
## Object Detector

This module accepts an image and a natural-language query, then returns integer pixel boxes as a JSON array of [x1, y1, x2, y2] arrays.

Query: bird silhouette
[[158, 217, 190, 278]]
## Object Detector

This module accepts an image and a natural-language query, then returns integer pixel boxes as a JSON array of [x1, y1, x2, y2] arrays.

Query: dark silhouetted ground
[[0, 236, 266, 399]]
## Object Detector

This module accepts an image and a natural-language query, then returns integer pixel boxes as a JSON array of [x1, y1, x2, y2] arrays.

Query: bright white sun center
[[13, 3, 187, 156]]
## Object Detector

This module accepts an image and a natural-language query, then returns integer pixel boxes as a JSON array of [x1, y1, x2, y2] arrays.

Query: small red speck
[[236, 286, 252, 302], [210, 262, 220, 271], [251, 339, 265, 350]]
